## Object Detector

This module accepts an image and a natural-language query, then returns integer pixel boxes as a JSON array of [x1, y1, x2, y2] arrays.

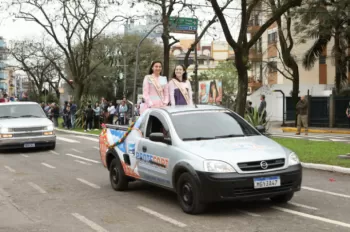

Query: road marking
[[71, 213, 108, 232], [236, 209, 261, 217], [76, 178, 100, 189], [137, 206, 187, 228], [21, 154, 29, 157], [72, 148, 82, 154], [272, 206, 350, 229], [93, 146, 99, 150], [75, 136, 99, 142], [49, 150, 59, 155], [4, 165, 16, 173], [75, 160, 92, 166], [66, 153, 100, 164], [28, 182, 47, 194], [302, 186, 350, 199], [56, 137, 80, 143], [288, 202, 318, 210], [41, 163, 56, 169]]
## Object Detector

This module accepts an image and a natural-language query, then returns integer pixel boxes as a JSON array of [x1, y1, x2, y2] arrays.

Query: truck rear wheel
[[176, 172, 206, 214], [109, 158, 128, 191]]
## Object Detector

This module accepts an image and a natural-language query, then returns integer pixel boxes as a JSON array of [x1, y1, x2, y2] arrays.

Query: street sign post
[[169, 17, 198, 34]]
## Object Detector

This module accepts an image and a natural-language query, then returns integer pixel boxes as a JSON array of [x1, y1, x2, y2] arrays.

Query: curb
[[301, 162, 350, 175], [282, 127, 350, 134], [54, 128, 99, 137]]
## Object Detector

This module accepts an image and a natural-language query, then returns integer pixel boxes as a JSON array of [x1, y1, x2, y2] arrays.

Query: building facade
[[0, 36, 8, 95]]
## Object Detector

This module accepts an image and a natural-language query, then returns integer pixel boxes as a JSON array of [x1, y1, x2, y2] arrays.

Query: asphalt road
[[1, 131, 350, 232]]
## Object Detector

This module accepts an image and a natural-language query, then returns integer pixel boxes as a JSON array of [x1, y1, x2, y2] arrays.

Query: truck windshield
[[0, 104, 47, 119], [171, 110, 260, 141]]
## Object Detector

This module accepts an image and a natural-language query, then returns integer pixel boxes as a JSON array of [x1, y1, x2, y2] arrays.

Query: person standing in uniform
[[296, 95, 308, 135]]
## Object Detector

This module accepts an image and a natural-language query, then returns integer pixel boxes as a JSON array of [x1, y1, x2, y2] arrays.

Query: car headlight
[[203, 160, 236, 173], [0, 127, 8, 133], [289, 152, 300, 166], [46, 125, 54, 131]]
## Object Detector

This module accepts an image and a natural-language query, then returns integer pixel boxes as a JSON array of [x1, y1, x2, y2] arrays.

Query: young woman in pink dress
[[141, 61, 169, 114]]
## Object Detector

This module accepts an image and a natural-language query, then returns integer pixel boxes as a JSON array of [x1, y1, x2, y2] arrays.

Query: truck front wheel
[[176, 172, 206, 214], [109, 158, 128, 191]]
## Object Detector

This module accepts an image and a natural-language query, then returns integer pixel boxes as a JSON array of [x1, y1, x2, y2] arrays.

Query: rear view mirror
[[149, 132, 172, 145], [150, 132, 165, 143]]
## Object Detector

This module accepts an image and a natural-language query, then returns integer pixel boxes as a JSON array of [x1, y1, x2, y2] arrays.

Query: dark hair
[[209, 81, 218, 98], [261, 94, 265, 99], [172, 65, 187, 82], [148, 61, 163, 75]]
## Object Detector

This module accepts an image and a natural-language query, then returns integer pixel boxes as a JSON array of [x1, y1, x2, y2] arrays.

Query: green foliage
[[244, 107, 268, 127], [81, 34, 163, 101], [198, 61, 238, 108], [74, 95, 99, 128]]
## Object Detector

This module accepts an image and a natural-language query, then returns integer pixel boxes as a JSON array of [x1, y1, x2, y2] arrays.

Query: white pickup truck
[[99, 105, 302, 214]]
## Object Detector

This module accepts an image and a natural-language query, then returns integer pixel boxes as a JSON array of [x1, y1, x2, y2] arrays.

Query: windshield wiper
[[215, 134, 244, 139], [19, 115, 41, 118], [182, 137, 215, 141], [0, 116, 18, 118]]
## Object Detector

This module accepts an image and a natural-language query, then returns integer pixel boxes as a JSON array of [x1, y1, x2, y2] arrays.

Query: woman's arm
[[187, 80, 193, 105], [142, 76, 152, 107], [162, 79, 169, 106]]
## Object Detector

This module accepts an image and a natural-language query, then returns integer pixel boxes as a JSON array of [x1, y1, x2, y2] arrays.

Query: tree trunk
[[162, 34, 170, 79], [291, 65, 299, 126], [234, 49, 249, 117], [73, 83, 84, 107]]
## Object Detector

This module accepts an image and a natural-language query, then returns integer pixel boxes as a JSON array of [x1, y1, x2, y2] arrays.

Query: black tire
[[270, 192, 294, 203], [109, 158, 128, 191], [176, 172, 206, 214]]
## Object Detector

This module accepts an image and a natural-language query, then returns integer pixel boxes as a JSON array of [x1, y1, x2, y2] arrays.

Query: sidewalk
[[266, 121, 350, 134]]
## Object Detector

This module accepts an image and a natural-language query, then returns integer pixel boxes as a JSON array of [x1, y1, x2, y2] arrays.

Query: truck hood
[[181, 135, 290, 164], [0, 118, 53, 128]]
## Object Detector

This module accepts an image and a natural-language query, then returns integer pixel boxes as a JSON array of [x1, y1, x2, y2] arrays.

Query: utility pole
[[194, 32, 199, 104], [123, 57, 127, 97]]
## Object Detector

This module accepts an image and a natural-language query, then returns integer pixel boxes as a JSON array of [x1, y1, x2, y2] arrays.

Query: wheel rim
[[181, 182, 193, 206], [111, 166, 119, 185]]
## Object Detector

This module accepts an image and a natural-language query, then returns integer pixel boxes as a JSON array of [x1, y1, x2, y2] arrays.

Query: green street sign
[[169, 17, 198, 34]]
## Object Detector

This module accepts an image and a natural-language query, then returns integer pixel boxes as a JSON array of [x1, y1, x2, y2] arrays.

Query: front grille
[[12, 132, 43, 138], [220, 181, 295, 198], [238, 158, 285, 171], [11, 127, 46, 132]]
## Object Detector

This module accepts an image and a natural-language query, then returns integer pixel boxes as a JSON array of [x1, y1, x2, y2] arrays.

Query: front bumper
[[0, 135, 56, 150], [196, 164, 302, 203]]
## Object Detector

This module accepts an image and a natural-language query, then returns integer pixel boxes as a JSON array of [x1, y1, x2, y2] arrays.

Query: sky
[[0, 0, 241, 42]]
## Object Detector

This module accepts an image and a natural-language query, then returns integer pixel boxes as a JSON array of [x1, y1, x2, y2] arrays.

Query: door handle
[[142, 146, 147, 152]]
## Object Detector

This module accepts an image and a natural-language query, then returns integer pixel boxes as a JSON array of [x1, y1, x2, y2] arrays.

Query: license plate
[[253, 176, 280, 189], [24, 143, 35, 148]]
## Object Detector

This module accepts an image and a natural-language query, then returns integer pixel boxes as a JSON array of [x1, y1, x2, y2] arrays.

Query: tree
[[13, 0, 128, 104], [133, 0, 184, 78], [268, 1, 300, 120], [210, 0, 302, 116], [199, 61, 238, 107], [293, 0, 350, 94], [9, 40, 59, 100]]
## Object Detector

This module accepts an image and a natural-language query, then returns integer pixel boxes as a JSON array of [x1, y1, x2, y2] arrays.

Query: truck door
[[136, 112, 173, 188]]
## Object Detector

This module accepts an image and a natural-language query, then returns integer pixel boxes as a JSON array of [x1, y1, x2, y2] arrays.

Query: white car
[[0, 102, 56, 150], [99, 105, 302, 214]]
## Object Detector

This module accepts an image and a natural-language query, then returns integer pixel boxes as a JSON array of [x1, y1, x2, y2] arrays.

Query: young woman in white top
[[168, 65, 193, 106]]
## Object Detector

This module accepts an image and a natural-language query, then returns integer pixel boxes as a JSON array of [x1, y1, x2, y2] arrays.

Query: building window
[[268, 32, 277, 44]]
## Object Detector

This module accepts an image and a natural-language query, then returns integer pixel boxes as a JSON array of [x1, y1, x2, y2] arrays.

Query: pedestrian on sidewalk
[[346, 102, 350, 128], [296, 95, 308, 135], [84, 105, 94, 132]]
